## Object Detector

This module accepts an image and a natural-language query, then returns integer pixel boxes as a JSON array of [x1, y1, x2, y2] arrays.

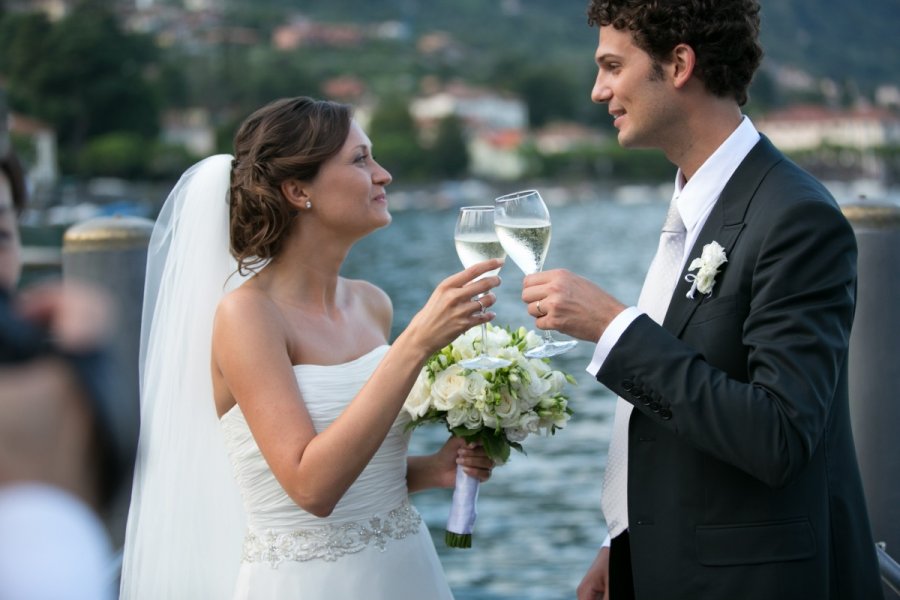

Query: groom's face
[[591, 26, 679, 151]]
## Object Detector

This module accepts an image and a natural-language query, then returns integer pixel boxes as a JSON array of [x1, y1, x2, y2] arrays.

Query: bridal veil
[[120, 155, 249, 598]]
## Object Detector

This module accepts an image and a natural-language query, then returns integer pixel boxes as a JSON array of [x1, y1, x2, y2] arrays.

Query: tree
[[428, 115, 469, 179], [367, 96, 427, 180], [0, 1, 160, 170]]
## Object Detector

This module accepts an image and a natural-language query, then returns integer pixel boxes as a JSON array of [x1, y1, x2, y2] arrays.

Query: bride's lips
[[372, 193, 387, 204]]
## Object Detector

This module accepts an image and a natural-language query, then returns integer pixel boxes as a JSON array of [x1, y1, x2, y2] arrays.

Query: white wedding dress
[[220, 345, 454, 599]]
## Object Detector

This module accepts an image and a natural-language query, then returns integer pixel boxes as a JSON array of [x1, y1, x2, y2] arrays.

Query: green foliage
[[524, 142, 672, 183], [4, 0, 897, 187], [492, 57, 582, 128], [759, 0, 899, 93], [0, 3, 160, 152], [427, 115, 469, 179], [368, 97, 429, 180], [77, 132, 151, 179]]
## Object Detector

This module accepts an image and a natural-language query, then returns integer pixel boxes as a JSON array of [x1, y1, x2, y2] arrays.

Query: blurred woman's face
[[0, 171, 22, 292]]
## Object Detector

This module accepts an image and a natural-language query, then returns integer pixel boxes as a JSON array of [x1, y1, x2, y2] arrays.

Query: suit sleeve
[[597, 196, 857, 488]]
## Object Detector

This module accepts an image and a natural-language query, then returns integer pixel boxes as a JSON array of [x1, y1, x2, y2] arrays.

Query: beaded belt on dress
[[241, 499, 422, 567]]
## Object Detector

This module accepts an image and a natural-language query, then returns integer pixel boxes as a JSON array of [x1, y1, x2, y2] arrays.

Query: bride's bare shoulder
[[214, 285, 285, 333], [343, 278, 392, 327]]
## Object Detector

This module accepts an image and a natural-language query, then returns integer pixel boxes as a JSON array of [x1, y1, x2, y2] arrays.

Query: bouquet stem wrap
[[445, 464, 479, 548]]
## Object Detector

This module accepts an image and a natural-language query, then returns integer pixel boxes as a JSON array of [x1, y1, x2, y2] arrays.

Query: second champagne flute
[[454, 206, 510, 370], [494, 189, 577, 359]]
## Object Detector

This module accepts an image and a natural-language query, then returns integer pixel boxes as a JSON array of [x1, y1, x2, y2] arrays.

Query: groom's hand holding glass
[[521, 268, 627, 344]]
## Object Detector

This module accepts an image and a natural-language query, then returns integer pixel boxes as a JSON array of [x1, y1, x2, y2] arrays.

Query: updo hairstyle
[[230, 97, 352, 274]]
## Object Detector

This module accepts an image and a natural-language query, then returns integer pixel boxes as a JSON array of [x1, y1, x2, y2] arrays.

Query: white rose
[[464, 406, 483, 430], [524, 329, 543, 351], [505, 412, 540, 442], [544, 371, 568, 396], [485, 324, 512, 349], [517, 364, 552, 407], [694, 267, 718, 294], [403, 370, 432, 419], [494, 391, 520, 428], [504, 426, 528, 443], [447, 405, 468, 428], [686, 241, 727, 297], [455, 327, 482, 360], [701, 240, 727, 266], [432, 364, 467, 411], [460, 371, 489, 402]]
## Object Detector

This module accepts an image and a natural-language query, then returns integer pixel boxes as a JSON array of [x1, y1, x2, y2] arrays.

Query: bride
[[120, 96, 501, 598]]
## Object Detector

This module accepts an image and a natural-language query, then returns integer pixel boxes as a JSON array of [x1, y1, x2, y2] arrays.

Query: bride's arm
[[406, 438, 494, 494], [212, 260, 501, 518]]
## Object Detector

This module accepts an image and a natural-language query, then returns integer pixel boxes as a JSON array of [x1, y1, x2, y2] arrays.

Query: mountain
[[235, 0, 898, 93]]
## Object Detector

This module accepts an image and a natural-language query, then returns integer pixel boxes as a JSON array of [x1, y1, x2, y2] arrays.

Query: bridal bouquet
[[404, 324, 575, 548]]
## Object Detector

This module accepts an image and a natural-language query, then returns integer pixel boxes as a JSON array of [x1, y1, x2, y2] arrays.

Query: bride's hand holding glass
[[400, 259, 502, 358], [454, 206, 510, 370]]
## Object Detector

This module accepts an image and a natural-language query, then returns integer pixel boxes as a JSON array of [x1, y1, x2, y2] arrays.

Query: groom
[[520, 0, 884, 598]]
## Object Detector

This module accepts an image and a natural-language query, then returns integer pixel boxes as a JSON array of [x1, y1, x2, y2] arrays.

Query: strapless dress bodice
[[220, 346, 420, 561]]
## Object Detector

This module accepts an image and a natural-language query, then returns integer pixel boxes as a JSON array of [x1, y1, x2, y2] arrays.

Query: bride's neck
[[260, 237, 349, 307]]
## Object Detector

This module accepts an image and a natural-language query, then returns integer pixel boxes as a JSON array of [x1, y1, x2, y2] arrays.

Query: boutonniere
[[685, 241, 727, 299]]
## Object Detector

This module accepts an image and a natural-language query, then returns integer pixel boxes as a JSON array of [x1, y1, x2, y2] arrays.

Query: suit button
[[622, 378, 634, 392], [649, 401, 661, 413], [660, 408, 673, 420]]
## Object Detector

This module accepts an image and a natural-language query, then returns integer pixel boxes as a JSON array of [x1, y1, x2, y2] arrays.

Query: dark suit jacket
[[597, 137, 884, 599]]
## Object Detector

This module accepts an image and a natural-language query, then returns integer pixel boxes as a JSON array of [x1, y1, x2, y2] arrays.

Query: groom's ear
[[280, 178, 311, 209]]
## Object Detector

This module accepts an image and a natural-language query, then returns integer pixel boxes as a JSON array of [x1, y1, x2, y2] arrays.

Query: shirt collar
[[672, 116, 760, 235]]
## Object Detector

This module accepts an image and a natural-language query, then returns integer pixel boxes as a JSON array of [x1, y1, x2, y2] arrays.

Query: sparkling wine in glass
[[494, 190, 577, 359], [454, 206, 510, 370]]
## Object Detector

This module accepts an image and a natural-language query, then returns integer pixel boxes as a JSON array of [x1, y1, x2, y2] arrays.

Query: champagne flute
[[454, 206, 511, 370], [494, 190, 577, 359]]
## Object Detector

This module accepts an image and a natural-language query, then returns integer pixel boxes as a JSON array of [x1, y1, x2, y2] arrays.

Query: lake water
[[340, 194, 670, 600]]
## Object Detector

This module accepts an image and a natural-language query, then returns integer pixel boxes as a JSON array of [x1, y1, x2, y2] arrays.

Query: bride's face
[[307, 120, 393, 236]]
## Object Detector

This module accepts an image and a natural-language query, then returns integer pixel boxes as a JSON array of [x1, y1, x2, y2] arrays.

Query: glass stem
[[480, 322, 489, 356]]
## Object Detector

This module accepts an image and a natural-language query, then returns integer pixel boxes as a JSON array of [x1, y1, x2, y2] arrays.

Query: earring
[[305, 201, 312, 209]]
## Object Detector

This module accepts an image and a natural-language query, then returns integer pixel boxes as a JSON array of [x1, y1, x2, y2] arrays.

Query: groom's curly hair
[[230, 97, 352, 274], [587, 0, 763, 106]]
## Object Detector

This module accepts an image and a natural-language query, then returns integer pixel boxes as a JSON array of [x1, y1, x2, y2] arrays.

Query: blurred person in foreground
[[0, 150, 125, 599], [517, 1, 883, 598]]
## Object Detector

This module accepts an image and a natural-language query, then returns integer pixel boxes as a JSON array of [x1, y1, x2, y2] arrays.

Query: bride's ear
[[281, 179, 312, 210]]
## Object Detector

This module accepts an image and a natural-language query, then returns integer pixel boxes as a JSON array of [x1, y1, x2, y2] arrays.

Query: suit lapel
[[663, 136, 784, 337]]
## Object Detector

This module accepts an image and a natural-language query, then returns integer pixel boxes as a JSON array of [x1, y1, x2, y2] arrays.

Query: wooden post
[[62, 215, 154, 547], [843, 201, 900, 595]]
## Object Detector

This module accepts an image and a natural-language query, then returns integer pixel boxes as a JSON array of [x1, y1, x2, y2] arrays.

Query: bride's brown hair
[[230, 96, 352, 274]]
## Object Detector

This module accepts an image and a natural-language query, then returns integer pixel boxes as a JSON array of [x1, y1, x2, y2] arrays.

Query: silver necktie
[[601, 198, 686, 538]]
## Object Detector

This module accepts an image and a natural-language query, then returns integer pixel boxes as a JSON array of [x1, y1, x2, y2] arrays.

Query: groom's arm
[[597, 195, 856, 488]]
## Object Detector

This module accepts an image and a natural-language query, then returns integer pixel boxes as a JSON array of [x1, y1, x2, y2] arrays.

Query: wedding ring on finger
[[536, 300, 547, 316], [475, 297, 486, 313]]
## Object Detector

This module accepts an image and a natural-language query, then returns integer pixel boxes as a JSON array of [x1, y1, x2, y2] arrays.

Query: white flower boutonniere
[[685, 241, 727, 299]]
